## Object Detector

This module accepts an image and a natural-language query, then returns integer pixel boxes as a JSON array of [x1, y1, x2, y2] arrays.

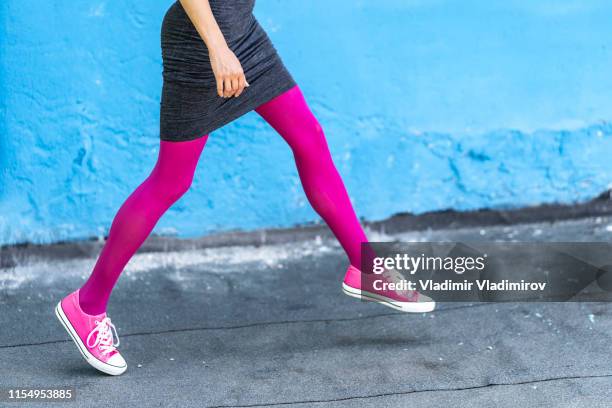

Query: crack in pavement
[[203, 373, 612, 408], [0, 303, 491, 349]]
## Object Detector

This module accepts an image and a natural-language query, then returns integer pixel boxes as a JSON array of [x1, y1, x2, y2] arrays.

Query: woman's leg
[[255, 85, 368, 269], [78, 136, 208, 315]]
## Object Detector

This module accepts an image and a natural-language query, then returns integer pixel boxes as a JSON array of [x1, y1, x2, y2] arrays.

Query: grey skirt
[[160, 0, 297, 141]]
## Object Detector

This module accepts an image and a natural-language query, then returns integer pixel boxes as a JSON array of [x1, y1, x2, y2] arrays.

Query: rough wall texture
[[1, 0, 612, 244]]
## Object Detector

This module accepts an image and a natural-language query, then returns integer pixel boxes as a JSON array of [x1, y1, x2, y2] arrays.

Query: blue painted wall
[[1, 0, 612, 244]]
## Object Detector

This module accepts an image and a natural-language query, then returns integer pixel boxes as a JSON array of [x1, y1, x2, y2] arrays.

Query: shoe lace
[[86, 317, 120, 355], [382, 268, 418, 300]]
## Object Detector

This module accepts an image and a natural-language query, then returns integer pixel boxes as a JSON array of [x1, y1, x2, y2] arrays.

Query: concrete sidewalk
[[1, 216, 612, 407]]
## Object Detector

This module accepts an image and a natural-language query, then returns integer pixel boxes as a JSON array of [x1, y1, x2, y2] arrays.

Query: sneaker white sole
[[54, 301, 127, 376], [342, 283, 436, 313]]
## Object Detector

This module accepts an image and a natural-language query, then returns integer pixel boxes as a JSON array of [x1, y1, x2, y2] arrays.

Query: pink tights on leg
[[79, 136, 207, 315], [256, 85, 369, 269]]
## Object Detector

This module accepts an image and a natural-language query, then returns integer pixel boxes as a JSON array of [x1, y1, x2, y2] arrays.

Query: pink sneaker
[[54, 289, 127, 376], [342, 265, 436, 313]]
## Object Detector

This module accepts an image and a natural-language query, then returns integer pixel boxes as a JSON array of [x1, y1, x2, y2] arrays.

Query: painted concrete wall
[[1, 0, 612, 244]]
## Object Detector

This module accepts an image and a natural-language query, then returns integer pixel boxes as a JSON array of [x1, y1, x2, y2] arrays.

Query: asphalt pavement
[[1, 215, 612, 407]]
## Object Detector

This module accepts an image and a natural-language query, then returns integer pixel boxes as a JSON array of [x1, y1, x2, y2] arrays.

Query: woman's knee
[[170, 173, 195, 200], [149, 167, 196, 203], [290, 115, 329, 155]]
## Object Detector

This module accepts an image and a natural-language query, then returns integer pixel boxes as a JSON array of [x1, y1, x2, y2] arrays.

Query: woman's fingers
[[219, 74, 248, 98], [223, 77, 235, 98], [234, 75, 247, 97], [231, 77, 239, 95], [216, 76, 224, 97], [216, 70, 248, 98]]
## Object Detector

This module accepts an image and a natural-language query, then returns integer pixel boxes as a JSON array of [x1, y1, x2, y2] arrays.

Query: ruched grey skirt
[[160, 0, 297, 141]]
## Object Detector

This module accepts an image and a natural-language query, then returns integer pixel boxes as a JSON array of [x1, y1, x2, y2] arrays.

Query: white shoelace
[[86, 317, 120, 355], [382, 268, 418, 300]]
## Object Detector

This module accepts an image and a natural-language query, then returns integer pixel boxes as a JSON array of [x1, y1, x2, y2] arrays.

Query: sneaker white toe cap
[[106, 353, 127, 369]]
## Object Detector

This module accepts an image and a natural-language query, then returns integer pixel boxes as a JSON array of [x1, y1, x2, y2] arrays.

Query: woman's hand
[[209, 46, 249, 98], [179, 0, 249, 98]]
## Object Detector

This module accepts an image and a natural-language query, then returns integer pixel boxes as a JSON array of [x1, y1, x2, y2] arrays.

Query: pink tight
[[78, 85, 369, 315]]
